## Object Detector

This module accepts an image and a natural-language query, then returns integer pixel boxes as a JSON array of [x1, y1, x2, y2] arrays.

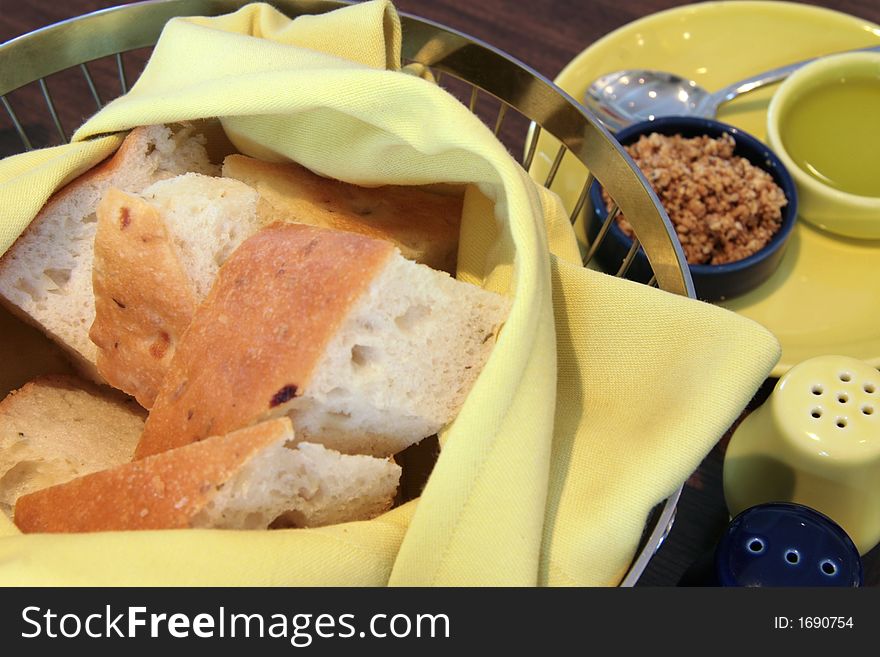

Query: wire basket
[[0, 0, 694, 585]]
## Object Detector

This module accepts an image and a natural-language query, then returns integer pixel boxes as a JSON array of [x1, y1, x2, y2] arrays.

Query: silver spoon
[[584, 44, 880, 132]]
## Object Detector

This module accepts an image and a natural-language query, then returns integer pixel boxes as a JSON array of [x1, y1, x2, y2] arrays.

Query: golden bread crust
[[90, 188, 198, 409], [14, 418, 292, 533], [134, 223, 395, 459]]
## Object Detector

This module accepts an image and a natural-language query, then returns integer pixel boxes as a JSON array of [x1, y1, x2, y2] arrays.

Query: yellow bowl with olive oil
[[767, 51, 880, 240]]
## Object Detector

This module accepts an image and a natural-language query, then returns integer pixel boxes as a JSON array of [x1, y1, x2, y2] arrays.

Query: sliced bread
[[90, 174, 261, 408], [89, 161, 461, 406], [0, 375, 145, 518], [90, 188, 199, 410], [14, 417, 401, 533], [222, 154, 463, 273], [0, 125, 217, 379], [136, 223, 511, 459]]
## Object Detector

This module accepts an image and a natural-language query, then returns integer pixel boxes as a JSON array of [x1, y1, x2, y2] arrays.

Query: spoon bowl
[[584, 70, 708, 132]]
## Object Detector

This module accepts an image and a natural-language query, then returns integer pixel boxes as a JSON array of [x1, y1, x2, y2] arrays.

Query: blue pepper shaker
[[680, 502, 863, 586], [718, 502, 862, 586]]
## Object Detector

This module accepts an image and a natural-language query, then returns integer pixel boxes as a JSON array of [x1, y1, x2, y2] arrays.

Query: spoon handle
[[697, 44, 880, 117]]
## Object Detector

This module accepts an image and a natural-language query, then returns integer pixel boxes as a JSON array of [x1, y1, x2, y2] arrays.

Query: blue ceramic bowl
[[587, 116, 798, 301]]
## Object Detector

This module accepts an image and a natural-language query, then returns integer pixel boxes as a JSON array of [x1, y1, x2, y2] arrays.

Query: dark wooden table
[[2, 0, 878, 586]]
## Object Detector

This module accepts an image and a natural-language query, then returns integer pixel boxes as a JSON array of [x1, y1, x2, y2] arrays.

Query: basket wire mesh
[[0, 0, 693, 585]]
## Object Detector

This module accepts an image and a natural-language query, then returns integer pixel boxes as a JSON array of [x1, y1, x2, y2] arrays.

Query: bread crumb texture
[[0, 375, 144, 518]]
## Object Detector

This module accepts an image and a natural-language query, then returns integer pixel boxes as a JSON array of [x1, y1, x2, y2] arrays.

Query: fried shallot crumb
[[604, 132, 788, 265]]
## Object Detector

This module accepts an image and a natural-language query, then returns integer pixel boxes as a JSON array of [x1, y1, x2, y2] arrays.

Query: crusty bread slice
[[222, 154, 462, 273], [233, 441, 402, 530], [90, 189, 199, 410], [138, 172, 262, 300], [0, 375, 145, 518], [136, 223, 511, 459], [0, 125, 216, 380], [14, 417, 401, 533], [90, 175, 260, 408], [89, 165, 460, 407]]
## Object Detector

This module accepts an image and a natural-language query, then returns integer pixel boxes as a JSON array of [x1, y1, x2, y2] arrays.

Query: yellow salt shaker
[[724, 355, 880, 554]]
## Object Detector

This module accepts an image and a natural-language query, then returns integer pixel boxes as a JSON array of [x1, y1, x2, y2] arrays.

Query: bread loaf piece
[[90, 175, 261, 408], [136, 223, 510, 459], [0, 375, 145, 518], [223, 154, 462, 273], [0, 125, 216, 379], [14, 417, 401, 533], [90, 163, 462, 407]]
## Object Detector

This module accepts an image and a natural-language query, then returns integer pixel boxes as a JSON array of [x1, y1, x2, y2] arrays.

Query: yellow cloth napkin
[[0, 1, 779, 586]]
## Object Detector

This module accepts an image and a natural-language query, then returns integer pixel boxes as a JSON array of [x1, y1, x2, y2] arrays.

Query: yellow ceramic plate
[[538, 1, 880, 377]]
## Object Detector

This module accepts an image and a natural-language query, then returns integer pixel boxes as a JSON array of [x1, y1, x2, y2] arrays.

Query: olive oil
[[780, 76, 880, 198]]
